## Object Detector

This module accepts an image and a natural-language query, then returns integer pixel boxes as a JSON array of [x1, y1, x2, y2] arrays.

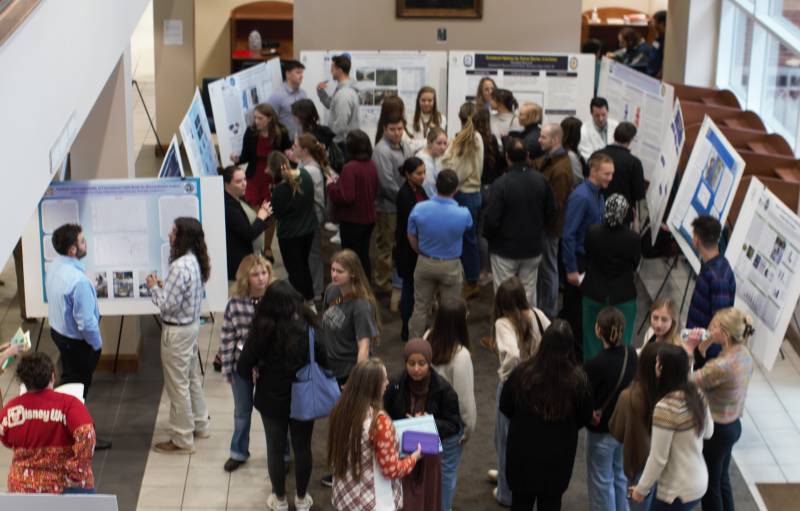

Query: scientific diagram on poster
[[646, 100, 685, 246], [726, 178, 800, 370], [301, 51, 448, 141], [158, 135, 185, 178], [598, 58, 675, 181], [179, 88, 219, 177], [668, 116, 745, 273], [22, 177, 228, 317], [208, 59, 283, 167], [446, 51, 595, 129]]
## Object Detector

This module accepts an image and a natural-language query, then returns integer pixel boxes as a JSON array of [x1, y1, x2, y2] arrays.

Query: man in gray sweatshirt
[[372, 112, 415, 293], [316, 54, 360, 145]]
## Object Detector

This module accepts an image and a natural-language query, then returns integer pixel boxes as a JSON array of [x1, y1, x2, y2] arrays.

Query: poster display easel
[[726, 178, 800, 370], [179, 88, 219, 177], [208, 60, 283, 167], [446, 51, 595, 128], [300, 50, 448, 142], [646, 99, 685, 246], [667, 116, 745, 274], [598, 58, 675, 182]]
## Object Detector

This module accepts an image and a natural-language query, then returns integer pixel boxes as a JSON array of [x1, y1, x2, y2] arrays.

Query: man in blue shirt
[[45, 223, 111, 449], [267, 60, 308, 140], [560, 153, 614, 355], [407, 169, 473, 338]]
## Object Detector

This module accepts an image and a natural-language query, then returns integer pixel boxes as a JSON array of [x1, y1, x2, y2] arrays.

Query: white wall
[[0, 0, 149, 263], [581, 0, 667, 14]]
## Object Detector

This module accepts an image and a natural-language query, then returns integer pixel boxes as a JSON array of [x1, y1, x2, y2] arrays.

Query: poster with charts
[[598, 58, 675, 182], [667, 116, 745, 274], [209, 60, 283, 167], [21, 177, 228, 317], [446, 51, 595, 129], [158, 135, 185, 178], [300, 51, 448, 142], [725, 178, 800, 370], [646, 99, 685, 246], [179, 88, 219, 177]]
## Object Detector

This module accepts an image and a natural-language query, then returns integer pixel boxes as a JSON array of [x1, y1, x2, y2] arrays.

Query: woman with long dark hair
[[291, 98, 335, 151], [630, 344, 714, 510], [490, 88, 521, 142], [396, 156, 428, 341], [411, 85, 446, 142], [428, 299, 475, 511], [328, 358, 420, 510], [474, 77, 497, 110], [560, 116, 586, 185], [237, 280, 328, 511], [500, 320, 593, 510]]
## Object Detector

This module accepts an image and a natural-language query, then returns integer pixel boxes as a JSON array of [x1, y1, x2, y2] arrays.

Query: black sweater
[[395, 182, 427, 280], [584, 344, 637, 433], [224, 191, 266, 280], [238, 126, 292, 178], [383, 369, 462, 440], [581, 224, 641, 304]]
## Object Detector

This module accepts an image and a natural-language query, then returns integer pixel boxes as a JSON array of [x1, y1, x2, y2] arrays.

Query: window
[[762, 34, 800, 137], [770, 0, 800, 35], [729, 7, 755, 103]]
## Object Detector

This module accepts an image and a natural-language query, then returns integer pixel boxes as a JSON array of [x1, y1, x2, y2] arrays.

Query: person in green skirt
[[580, 194, 641, 362]]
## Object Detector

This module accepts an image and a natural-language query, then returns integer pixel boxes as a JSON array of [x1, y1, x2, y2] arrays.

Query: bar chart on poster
[[22, 177, 228, 317]]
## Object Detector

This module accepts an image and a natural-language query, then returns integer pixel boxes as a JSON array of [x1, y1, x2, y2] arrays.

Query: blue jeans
[[441, 430, 463, 511], [455, 191, 481, 283], [495, 381, 512, 506], [230, 371, 254, 461], [536, 234, 560, 318], [651, 497, 700, 510], [400, 275, 414, 341], [586, 431, 629, 511]]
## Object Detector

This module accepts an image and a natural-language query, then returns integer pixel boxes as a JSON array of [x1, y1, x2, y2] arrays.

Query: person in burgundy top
[[233, 103, 292, 259], [0, 353, 96, 494], [396, 156, 428, 341], [327, 129, 379, 279]]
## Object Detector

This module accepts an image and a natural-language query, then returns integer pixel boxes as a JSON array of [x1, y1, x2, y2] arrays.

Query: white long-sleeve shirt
[[578, 118, 619, 160], [433, 345, 477, 442], [495, 308, 550, 382]]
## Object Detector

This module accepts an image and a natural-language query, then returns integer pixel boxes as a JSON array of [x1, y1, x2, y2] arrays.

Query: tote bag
[[290, 327, 341, 421]]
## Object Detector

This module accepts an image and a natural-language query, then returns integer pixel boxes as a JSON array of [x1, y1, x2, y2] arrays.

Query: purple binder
[[401, 431, 440, 455]]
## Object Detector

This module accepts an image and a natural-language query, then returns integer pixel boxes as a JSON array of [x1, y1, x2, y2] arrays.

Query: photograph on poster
[[113, 271, 135, 298], [88, 271, 109, 299], [137, 270, 155, 298]]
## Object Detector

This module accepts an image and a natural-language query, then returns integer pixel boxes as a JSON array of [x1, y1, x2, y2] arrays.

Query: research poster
[[446, 51, 595, 128], [300, 51, 448, 141], [157, 135, 185, 178], [668, 116, 745, 274], [22, 177, 228, 317], [646, 99, 685, 246], [179, 88, 219, 177], [209, 59, 283, 167], [726, 178, 800, 370], [598, 58, 675, 181]]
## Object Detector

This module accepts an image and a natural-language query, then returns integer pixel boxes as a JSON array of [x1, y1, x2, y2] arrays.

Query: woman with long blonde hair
[[219, 254, 272, 473], [642, 298, 681, 350]]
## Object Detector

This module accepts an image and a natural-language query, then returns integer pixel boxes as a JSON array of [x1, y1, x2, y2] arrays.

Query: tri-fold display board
[[22, 177, 228, 317], [179, 89, 219, 177]]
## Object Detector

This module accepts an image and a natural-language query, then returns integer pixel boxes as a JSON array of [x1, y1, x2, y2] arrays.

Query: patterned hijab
[[604, 193, 629, 228]]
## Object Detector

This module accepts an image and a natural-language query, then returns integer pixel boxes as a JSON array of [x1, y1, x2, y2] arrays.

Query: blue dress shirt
[[45, 256, 102, 350], [407, 196, 473, 260], [561, 180, 605, 273]]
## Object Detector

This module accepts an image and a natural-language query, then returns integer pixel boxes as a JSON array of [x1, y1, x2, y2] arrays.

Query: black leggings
[[511, 491, 563, 511], [339, 222, 374, 282], [261, 414, 314, 498], [278, 233, 315, 300], [702, 419, 742, 511]]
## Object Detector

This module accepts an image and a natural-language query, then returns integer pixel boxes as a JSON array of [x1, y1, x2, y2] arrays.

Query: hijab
[[604, 193, 629, 228], [404, 338, 433, 415]]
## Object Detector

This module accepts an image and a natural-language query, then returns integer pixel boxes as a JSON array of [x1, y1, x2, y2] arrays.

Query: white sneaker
[[487, 468, 498, 482], [266, 493, 288, 511], [330, 232, 341, 244], [294, 493, 314, 511]]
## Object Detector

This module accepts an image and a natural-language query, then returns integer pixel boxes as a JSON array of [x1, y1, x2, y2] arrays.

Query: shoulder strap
[[307, 326, 315, 364], [533, 309, 545, 338], [601, 346, 630, 412]]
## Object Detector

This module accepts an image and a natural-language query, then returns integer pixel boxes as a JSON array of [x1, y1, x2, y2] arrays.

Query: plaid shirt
[[332, 409, 416, 510], [687, 254, 736, 329], [150, 252, 204, 324], [219, 297, 257, 381]]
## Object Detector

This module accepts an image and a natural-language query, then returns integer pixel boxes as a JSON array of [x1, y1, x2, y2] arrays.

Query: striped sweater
[[635, 391, 714, 504], [692, 344, 753, 424]]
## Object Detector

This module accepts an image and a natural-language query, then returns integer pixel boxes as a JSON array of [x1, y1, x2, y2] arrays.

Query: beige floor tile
[[180, 483, 229, 508], [225, 483, 271, 508], [136, 485, 185, 508], [185, 466, 230, 488], [140, 464, 189, 487]]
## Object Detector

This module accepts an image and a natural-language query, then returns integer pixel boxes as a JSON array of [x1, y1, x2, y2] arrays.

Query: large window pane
[[762, 31, 800, 137], [770, 0, 800, 35], [729, 6, 754, 103]]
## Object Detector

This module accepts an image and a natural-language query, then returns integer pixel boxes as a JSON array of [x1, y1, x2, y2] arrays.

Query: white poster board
[[598, 57, 675, 182], [208, 60, 283, 167], [646, 99, 685, 246], [667, 116, 746, 274], [158, 135, 185, 178], [179, 88, 219, 177], [300, 50, 448, 142], [22, 177, 228, 317], [726, 178, 800, 370], [446, 51, 595, 129]]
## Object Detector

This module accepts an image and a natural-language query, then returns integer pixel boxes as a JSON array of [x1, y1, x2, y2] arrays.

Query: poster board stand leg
[[678, 263, 695, 317], [112, 317, 124, 373], [637, 253, 680, 334], [34, 318, 46, 352], [132, 79, 165, 156]]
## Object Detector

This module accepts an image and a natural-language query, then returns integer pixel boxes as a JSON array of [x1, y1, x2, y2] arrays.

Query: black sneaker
[[321, 474, 333, 487], [224, 458, 245, 472]]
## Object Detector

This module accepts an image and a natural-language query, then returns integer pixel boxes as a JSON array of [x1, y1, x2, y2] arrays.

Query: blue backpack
[[290, 327, 341, 421]]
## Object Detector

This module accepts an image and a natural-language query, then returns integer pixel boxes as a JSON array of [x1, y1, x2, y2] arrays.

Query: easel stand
[[132, 79, 165, 157], [637, 254, 696, 334]]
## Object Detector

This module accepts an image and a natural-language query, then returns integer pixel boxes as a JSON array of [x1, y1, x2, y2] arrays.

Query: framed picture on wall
[[396, 0, 482, 19]]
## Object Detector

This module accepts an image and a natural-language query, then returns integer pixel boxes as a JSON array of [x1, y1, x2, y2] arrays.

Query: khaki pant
[[409, 256, 463, 338], [161, 322, 210, 449], [373, 212, 396, 291], [491, 254, 542, 308]]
